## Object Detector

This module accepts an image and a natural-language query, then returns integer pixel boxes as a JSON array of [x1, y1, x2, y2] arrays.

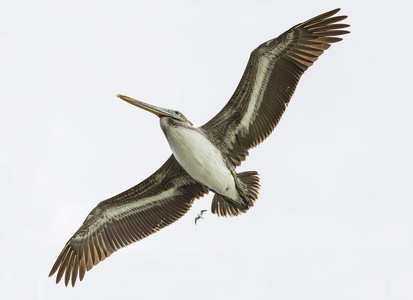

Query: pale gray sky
[[1, 1, 412, 299]]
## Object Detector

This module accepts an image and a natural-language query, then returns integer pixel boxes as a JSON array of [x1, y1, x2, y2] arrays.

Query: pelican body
[[161, 117, 236, 199], [49, 9, 349, 286], [118, 94, 259, 214], [161, 116, 249, 208]]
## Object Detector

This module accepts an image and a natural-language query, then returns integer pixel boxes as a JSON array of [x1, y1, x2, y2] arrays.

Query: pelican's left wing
[[201, 9, 349, 166], [49, 155, 208, 287]]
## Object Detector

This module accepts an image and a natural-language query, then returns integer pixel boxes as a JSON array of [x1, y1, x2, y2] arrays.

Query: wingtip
[[328, 8, 342, 15], [48, 266, 56, 277]]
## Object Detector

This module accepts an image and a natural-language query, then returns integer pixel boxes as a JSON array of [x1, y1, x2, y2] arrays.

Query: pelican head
[[117, 94, 192, 126]]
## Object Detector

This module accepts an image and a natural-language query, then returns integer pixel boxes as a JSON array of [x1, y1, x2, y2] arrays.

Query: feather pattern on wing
[[201, 8, 349, 166], [49, 155, 208, 286]]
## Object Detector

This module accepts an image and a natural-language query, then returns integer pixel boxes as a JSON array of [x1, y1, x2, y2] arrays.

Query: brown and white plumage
[[49, 156, 208, 286], [202, 8, 349, 166], [49, 8, 349, 287]]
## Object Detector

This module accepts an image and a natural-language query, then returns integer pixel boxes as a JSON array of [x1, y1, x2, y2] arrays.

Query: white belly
[[163, 125, 237, 198]]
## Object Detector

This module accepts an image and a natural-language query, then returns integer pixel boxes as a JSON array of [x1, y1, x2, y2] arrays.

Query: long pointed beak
[[117, 94, 184, 121]]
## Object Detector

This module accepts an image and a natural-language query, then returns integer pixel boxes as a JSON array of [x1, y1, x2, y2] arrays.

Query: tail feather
[[238, 171, 260, 203], [211, 171, 260, 217], [211, 194, 243, 217]]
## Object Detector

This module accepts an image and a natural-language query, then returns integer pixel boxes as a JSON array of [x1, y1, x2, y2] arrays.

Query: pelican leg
[[230, 169, 250, 207]]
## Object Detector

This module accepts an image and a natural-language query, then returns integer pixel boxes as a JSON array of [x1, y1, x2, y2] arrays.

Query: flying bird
[[49, 8, 349, 286], [195, 210, 208, 225]]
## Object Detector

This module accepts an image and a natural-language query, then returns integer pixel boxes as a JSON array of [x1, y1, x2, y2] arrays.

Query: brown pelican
[[195, 210, 208, 225], [49, 8, 349, 286]]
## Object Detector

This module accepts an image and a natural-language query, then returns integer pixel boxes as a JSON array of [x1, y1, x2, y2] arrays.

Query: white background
[[1, 1, 412, 299]]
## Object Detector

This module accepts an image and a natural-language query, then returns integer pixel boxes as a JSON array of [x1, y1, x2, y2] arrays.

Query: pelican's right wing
[[201, 9, 349, 166], [49, 155, 208, 287]]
